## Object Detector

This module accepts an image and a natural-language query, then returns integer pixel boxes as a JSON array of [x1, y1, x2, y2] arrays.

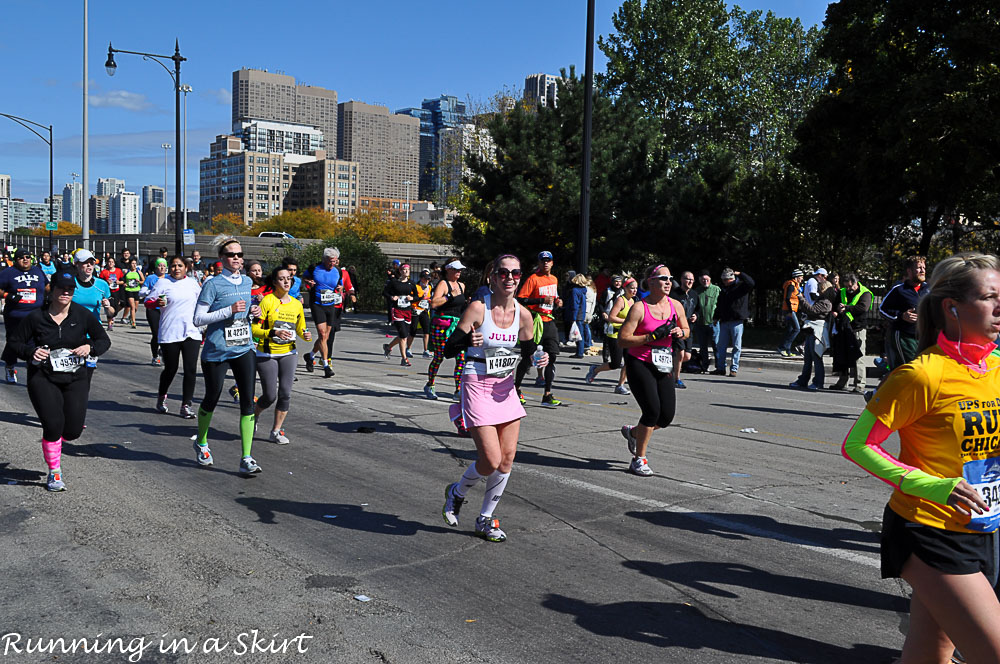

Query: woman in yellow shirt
[[844, 253, 1000, 662], [252, 266, 311, 445]]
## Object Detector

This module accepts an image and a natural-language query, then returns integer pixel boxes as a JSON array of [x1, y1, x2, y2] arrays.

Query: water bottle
[[531, 346, 546, 367]]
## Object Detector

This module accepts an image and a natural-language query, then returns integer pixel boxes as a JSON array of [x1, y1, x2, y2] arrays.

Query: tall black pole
[[578, 0, 595, 274], [173, 40, 183, 256], [48, 124, 54, 253]]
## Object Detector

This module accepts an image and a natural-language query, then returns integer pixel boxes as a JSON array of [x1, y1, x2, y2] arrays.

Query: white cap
[[444, 260, 466, 270], [814, 267, 828, 276], [74, 249, 96, 263]]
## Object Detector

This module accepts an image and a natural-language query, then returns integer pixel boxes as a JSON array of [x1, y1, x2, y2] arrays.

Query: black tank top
[[435, 281, 466, 317]]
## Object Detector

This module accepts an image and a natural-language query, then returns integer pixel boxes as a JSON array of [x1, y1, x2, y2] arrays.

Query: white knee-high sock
[[480, 471, 510, 518], [456, 464, 483, 498]]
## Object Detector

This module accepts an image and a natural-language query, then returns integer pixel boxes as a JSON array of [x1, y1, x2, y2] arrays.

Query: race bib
[[332, 292, 343, 306], [127, 279, 138, 289], [108, 274, 118, 285], [651, 347, 674, 373], [272, 320, 295, 341], [964, 458, 1000, 532], [398, 296, 411, 307], [319, 290, 336, 305], [484, 346, 519, 378], [16, 288, 36, 304], [224, 319, 252, 347], [418, 299, 430, 310], [49, 348, 84, 373]]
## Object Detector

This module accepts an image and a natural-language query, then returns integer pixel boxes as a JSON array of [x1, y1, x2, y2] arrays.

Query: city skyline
[[0, 0, 828, 208]]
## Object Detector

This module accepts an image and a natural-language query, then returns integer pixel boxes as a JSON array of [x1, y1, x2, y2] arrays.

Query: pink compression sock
[[41, 438, 63, 471]]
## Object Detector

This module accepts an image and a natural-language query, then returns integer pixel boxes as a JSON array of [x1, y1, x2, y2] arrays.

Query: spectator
[[692, 271, 720, 373], [778, 269, 804, 357], [712, 268, 754, 377], [831, 272, 873, 393], [878, 255, 929, 370], [791, 280, 836, 390], [567, 273, 592, 358], [671, 271, 698, 387]]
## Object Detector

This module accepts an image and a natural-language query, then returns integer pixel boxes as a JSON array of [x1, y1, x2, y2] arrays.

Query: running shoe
[[304, 352, 314, 373], [423, 384, 437, 400], [728, 370, 738, 377], [628, 456, 653, 477], [179, 403, 195, 419], [401, 358, 412, 367], [382, 343, 392, 359], [239, 455, 262, 475], [621, 425, 637, 456], [193, 441, 213, 466], [863, 389, 875, 403], [155, 395, 168, 414], [422, 350, 432, 359], [475, 515, 507, 542], [107, 320, 114, 331], [541, 394, 563, 407], [517, 388, 526, 405], [585, 366, 597, 384], [269, 429, 290, 445], [5, 367, 16, 384], [533, 376, 546, 388], [46, 470, 66, 492], [710, 368, 727, 375], [131, 319, 136, 329], [406, 349, 413, 358], [324, 364, 334, 378], [614, 384, 631, 395], [229, 385, 240, 403], [675, 379, 687, 389], [151, 357, 161, 366], [442, 482, 464, 527]]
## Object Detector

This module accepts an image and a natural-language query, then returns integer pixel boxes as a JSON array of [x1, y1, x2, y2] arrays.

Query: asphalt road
[[0, 315, 907, 663]]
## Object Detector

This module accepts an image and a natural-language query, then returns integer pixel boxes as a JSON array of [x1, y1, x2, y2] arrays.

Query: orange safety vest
[[781, 279, 800, 313]]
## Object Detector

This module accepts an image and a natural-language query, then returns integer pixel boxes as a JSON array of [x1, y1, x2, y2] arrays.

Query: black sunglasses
[[495, 268, 522, 279], [222, 251, 244, 258], [651, 275, 672, 282]]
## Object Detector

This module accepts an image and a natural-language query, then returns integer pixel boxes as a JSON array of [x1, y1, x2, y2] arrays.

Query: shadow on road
[[713, 403, 858, 420], [235, 496, 456, 537], [0, 409, 39, 428], [64, 441, 244, 477], [0, 461, 45, 488], [428, 445, 621, 472], [623, 560, 906, 613], [542, 594, 897, 662], [626, 509, 879, 554]]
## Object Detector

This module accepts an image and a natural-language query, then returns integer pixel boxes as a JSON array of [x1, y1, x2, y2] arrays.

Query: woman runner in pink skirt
[[440, 254, 548, 542]]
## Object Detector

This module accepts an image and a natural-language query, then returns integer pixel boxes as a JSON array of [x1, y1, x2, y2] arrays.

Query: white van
[[258, 231, 295, 239]]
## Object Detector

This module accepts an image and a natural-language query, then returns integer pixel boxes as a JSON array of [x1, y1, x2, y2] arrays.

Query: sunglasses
[[651, 275, 672, 282], [495, 268, 522, 279], [222, 251, 244, 258]]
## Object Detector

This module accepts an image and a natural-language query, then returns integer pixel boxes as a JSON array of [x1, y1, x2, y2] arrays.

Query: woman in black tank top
[[424, 259, 469, 405]]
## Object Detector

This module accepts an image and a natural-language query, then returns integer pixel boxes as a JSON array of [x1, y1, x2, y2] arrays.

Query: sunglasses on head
[[223, 251, 244, 258], [495, 268, 522, 279], [651, 275, 672, 282]]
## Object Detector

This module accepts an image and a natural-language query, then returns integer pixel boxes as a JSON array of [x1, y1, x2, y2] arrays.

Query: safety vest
[[840, 284, 872, 322], [781, 279, 800, 312]]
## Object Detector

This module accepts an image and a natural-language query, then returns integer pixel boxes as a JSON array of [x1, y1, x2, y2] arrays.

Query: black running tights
[[159, 337, 200, 405], [200, 351, 256, 416], [624, 353, 676, 429], [27, 369, 91, 442]]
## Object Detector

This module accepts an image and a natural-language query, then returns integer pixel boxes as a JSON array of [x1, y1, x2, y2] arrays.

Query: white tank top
[[464, 293, 520, 376]]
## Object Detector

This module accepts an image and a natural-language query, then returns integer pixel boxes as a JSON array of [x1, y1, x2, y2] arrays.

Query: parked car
[[258, 231, 295, 239]]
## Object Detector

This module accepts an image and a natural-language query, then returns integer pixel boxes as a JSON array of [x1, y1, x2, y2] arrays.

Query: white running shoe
[[621, 425, 637, 457], [382, 343, 391, 359], [46, 470, 66, 492], [193, 441, 213, 466], [155, 395, 168, 414], [179, 403, 195, 419], [629, 456, 653, 477], [614, 384, 631, 395], [422, 350, 432, 359], [269, 429, 290, 445], [475, 515, 507, 542], [442, 482, 464, 527], [239, 455, 262, 475]]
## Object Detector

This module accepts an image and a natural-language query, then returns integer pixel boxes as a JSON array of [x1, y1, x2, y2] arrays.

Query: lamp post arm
[[0, 112, 52, 145]]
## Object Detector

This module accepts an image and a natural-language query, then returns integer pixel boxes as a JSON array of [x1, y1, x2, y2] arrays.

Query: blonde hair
[[916, 253, 1000, 353]]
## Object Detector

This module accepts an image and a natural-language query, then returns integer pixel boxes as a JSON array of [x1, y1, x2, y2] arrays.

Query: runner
[[37, 250, 56, 280], [145, 256, 202, 418], [192, 237, 262, 475], [586, 276, 637, 393], [8, 269, 111, 491], [282, 257, 303, 303], [70, 250, 113, 323], [409, 268, 433, 358], [246, 260, 268, 301], [441, 253, 546, 542], [617, 264, 689, 477], [843, 253, 1000, 662], [513, 250, 563, 407], [303, 247, 348, 378], [140, 258, 168, 365], [0, 248, 48, 384], [98, 257, 124, 330], [382, 263, 417, 366], [424, 258, 468, 400], [122, 259, 142, 328], [252, 266, 312, 445]]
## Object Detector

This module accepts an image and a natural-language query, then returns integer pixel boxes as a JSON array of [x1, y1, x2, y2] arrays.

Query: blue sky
[[0, 0, 830, 209]]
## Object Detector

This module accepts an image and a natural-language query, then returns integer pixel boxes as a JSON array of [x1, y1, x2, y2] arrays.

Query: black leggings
[[27, 369, 91, 441], [200, 351, 256, 416], [146, 308, 161, 358], [514, 320, 559, 392], [624, 353, 676, 428], [159, 337, 200, 404], [2, 313, 26, 366]]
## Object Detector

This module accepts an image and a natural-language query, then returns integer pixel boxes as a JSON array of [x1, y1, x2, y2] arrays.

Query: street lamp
[[106, 39, 187, 255], [180, 84, 192, 231], [161, 143, 171, 234], [404, 180, 411, 223], [0, 112, 55, 252]]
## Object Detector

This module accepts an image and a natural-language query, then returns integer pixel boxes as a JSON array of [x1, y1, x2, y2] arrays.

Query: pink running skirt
[[460, 372, 526, 428]]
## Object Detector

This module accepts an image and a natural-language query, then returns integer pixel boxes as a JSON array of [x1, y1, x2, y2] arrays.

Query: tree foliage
[[31, 222, 82, 236], [252, 208, 450, 245]]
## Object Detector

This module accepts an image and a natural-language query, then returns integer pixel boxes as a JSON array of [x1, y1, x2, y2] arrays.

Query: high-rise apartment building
[[89, 195, 111, 234], [63, 182, 83, 225], [9, 200, 51, 229], [396, 95, 469, 201], [142, 185, 164, 209], [524, 73, 560, 108], [0, 174, 10, 199], [232, 68, 338, 156], [234, 119, 324, 156], [96, 177, 125, 197], [437, 124, 495, 206], [338, 101, 418, 201], [0, 198, 9, 233], [110, 191, 140, 234], [289, 158, 360, 217], [45, 194, 63, 222]]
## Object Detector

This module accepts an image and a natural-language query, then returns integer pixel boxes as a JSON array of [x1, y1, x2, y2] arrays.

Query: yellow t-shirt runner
[[253, 293, 308, 357]]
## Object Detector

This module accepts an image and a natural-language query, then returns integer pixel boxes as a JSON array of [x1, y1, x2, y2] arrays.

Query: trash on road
[[465, 619, 477, 623], [729, 473, 752, 478], [354, 594, 372, 602], [323, 515, 338, 519], [740, 427, 758, 434]]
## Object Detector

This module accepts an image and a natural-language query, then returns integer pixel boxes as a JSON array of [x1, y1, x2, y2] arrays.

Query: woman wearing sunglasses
[[424, 258, 469, 400], [441, 254, 546, 542], [616, 264, 689, 477], [192, 238, 263, 476]]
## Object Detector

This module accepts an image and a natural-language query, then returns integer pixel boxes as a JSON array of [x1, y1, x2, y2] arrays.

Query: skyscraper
[[338, 101, 418, 200], [232, 68, 338, 156], [96, 177, 125, 197], [524, 73, 560, 108], [110, 192, 140, 234], [89, 195, 110, 234], [63, 182, 83, 225], [142, 185, 164, 209], [0, 174, 10, 199], [396, 95, 469, 202]]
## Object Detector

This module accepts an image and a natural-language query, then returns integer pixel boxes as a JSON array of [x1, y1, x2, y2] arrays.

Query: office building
[[110, 191, 140, 234], [338, 101, 418, 201], [396, 95, 470, 201], [45, 194, 62, 222], [142, 185, 165, 209], [0, 198, 9, 233], [63, 182, 83, 225], [234, 119, 324, 156], [289, 158, 360, 217], [437, 124, 494, 205], [0, 174, 10, 200], [96, 177, 125, 197], [524, 73, 560, 108], [232, 68, 338, 156], [9, 199, 51, 229], [89, 195, 111, 235]]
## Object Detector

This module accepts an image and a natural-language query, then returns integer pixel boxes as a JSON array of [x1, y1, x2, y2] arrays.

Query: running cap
[[814, 267, 828, 276], [401, 263, 410, 268], [74, 249, 96, 264], [538, 251, 554, 261], [420, 269, 430, 276], [612, 274, 624, 282], [791, 269, 804, 278], [155, 258, 168, 266], [50, 270, 76, 291], [444, 260, 466, 270], [13, 248, 31, 259], [391, 259, 401, 267], [720, 268, 736, 281], [323, 247, 340, 259]]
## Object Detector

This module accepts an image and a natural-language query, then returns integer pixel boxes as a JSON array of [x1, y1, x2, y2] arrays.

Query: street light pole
[[161, 143, 171, 233], [180, 84, 192, 231], [578, 0, 595, 275], [404, 180, 411, 223], [106, 40, 186, 255], [0, 112, 54, 250]]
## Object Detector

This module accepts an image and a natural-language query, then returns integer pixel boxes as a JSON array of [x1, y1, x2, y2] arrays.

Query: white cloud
[[88, 90, 157, 112], [202, 87, 232, 106]]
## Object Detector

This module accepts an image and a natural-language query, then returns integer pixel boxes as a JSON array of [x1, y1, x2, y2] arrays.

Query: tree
[[794, 0, 1000, 256], [31, 222, 82, 236], [252, 208, 450, 244]]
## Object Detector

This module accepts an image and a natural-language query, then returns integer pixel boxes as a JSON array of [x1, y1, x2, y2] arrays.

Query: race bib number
[[319, 290, 336, 305], [418, 299, 430, 310], [398, 296, 411, 307], [484, 347, 519, 378], [127, 279, 138, 289], [964, 458, 1000, 532], [332, 292, 343, 305], [272, 320, 294, 340], [651, 347, 674, 373], [49, 348, 84, 373], [108, 274, 118, 285], [16, 288, 36, 304], [224, 319, 252, 347]]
